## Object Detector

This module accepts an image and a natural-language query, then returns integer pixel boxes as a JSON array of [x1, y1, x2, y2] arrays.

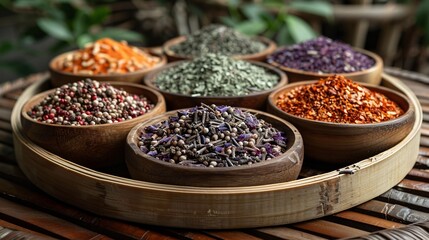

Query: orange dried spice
[[276, 75, 404, 124], [58, 38, 160, 75]]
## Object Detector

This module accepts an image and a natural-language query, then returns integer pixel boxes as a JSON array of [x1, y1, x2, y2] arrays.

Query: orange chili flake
[[58, 38, 160, 75], [276, 75, 404, 124]]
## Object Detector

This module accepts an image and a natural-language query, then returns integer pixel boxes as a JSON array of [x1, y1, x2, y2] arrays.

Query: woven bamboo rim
[[11, 73, 422, 229]]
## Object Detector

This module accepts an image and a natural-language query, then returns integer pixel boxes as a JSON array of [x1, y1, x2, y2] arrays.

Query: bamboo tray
[[11, 73, 422, 229]]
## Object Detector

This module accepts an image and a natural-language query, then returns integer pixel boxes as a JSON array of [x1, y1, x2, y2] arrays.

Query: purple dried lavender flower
[[147, 150, 158, 156], [217, 123, 228, 131], [140, 145, 148, 153], [267, 36, 375, 74], [216, 105, 229, 113], [146, 125, 158, 132], [238, 133, 252, 141], [215, 146, 223, 152], [245, 115, 259, 129]]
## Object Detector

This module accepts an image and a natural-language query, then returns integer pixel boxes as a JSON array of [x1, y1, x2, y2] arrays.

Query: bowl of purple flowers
[[125, 103, 304, 187], [267, 36, 383, 84]]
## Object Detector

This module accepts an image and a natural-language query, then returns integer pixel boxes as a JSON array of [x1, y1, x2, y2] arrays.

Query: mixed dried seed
[[171, 24, 266, 56], [138, 103, 287, 167], [27, 79, 154, 125], [155, 53, 279, 96], [57, 38, 161, 75], [267, 36, 375, 74], [276, 75, 404, 124]]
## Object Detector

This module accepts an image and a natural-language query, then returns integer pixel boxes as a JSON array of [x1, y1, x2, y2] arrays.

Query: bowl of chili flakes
[[267, 75, 415, 166]]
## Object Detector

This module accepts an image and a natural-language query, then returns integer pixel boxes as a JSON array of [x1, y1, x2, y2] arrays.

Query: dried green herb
[[171, 24, 266, 56], [155, 54, 279, 97]]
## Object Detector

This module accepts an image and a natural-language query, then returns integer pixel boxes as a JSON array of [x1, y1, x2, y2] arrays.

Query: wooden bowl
[[143, 61, 287, 110], [163, 35, 277, 62], [267, 81, 415, 166], [125, 109, 303, 187], [21, 82, 166, 169], [49, 50, 166, 87], [267, 48, 383, 85]]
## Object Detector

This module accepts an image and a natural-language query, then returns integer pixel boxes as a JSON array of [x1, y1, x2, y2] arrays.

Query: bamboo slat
[[255, 227, 328, 240], [9, 73, 422, 229], [0, 197, 110, 239]]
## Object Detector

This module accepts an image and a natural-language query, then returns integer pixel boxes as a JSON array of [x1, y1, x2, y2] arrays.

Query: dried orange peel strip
[[58, 38, 160, 75]]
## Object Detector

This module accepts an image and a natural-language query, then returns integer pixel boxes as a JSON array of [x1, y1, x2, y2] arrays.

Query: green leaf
[[276, 25, 293, 46], [73, 11, 88, 38], [90, 5, 110, 25], [289, 1, 332, 19], [95, 27, 143, 42], [242, 4, 265, 20], [234, 20, 267, 36], [77, 34, 93, 48], [285, 15, 316, 43], [220, 16, 239, 27], [37, 18, 73, 41]]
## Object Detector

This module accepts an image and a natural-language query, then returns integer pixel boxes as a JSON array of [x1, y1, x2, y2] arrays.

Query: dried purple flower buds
[[138, 103, 288, 167], [27, 79, 154, 126], [267, 36, 375, 74]]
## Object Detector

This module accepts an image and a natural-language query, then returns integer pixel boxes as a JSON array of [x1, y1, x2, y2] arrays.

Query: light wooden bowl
[[163, 35, 277, 62], [267, 48, 383, 85], [49, 50, 166, 87], [143, 61, 287, 110], [125, 109, 304, 187], [267, 80, 415, 166], [21, 82, 166, 169], [12, 73, 422, 229]]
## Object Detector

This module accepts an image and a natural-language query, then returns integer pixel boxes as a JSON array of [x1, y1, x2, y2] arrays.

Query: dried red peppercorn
[[276, 75, 404, 124]]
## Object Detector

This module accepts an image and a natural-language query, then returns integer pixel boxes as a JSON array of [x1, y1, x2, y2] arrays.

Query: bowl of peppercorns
[[49, 38, 166, 87], [267, 75, 415, 166], [125, 103, 304, 187], [267, 36, 383, 84], [163, 24, 277, 62], [21, 79, 166, 169]]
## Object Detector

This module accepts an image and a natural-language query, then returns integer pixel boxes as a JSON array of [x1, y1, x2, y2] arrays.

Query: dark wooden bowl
[[163, 35, 277, 62], [143, 61, 287, 110], [125, 109, 304, 187], [267, 48, 383, 85], [49, 50, 166, 87], [267, 81, 415, 166], [21, 82, 166, 169]]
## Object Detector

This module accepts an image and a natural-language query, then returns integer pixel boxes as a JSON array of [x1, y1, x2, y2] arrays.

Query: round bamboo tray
[[11, 73, 422, 229]]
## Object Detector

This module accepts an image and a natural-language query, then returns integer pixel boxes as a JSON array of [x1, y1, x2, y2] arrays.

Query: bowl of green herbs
[[163, 24, 277, 62], [143, 53, 287, 110]]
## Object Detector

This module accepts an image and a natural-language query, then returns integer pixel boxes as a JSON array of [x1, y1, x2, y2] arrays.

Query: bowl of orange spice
[[49, 38, 166, 87], [267, 75, 415, 166]]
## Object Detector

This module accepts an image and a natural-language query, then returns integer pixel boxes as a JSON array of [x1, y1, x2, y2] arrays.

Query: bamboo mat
[[0, 69, 428, 240]]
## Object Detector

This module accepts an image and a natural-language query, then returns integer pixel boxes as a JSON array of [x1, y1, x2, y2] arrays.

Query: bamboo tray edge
[[11, 73, 422, 229]]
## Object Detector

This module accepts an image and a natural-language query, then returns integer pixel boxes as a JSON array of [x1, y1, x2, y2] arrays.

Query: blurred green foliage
[[221, 0, 332, 45], [0, 0, 143, 77], [416, 0, 429, 45]]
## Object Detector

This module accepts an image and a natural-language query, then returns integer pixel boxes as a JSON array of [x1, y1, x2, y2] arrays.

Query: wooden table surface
[[0, 68, 428, 240]]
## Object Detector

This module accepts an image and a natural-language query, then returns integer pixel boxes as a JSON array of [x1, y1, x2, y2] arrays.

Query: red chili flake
[[276, 75, 404, 124]]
